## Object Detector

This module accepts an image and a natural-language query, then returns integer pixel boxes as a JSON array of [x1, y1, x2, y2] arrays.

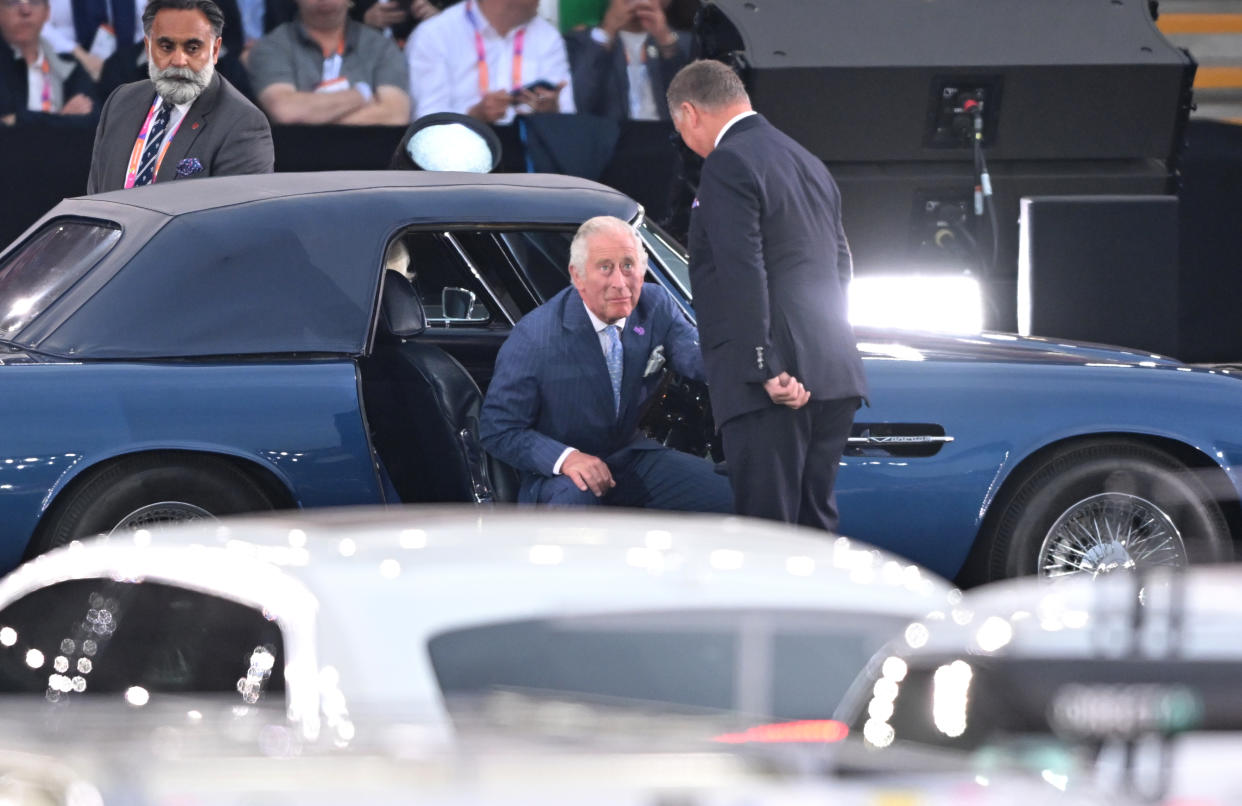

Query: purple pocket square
[[176, 158, 203, 178]]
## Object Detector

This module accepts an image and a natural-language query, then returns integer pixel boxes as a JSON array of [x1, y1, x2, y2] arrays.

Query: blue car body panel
[[838, 354, 1242, 574], [0, 360, 380, 571]]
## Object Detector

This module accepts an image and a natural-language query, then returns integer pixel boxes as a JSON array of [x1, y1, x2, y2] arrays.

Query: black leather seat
[[361, 270, 518, 503]]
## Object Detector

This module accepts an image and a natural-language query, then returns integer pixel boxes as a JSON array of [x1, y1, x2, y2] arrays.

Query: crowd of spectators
[[1, 0, 700, 130]]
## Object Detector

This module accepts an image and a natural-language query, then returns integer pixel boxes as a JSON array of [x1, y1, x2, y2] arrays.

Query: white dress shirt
[[404, 0, 574, 123], [552, 300, 626, 474], [617, 29, 658, 121], [715, 109, 757, 148]]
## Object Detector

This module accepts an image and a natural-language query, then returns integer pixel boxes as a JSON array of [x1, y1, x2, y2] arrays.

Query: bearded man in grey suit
[[668, 59, 867, 532], [87, 0, 272, 194]]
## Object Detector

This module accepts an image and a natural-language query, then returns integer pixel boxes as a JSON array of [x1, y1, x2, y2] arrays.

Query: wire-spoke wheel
[[980, 439, 1231, 581], [28, 453, 276, 559], [1038, 492, 1187, 578], [110, 502, 216, 533]]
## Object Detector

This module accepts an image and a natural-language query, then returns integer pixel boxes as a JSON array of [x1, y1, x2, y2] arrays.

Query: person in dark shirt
[[0, 0, 97, 127]]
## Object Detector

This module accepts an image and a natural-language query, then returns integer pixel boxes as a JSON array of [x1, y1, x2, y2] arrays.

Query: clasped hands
[[765, 371, 811, 409]]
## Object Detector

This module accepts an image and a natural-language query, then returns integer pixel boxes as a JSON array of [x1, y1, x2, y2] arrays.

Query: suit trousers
[[720, 397, 861, 532], [538, 446, 733, 513]]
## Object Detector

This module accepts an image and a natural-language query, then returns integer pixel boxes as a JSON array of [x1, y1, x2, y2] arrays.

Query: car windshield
[[638, 220, 691, 300], [0, 219, 121, 340], [429, 608, 908, 728]]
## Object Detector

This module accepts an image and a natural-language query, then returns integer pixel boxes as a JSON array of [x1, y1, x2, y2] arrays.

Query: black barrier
[[0, 118, 681, 247]]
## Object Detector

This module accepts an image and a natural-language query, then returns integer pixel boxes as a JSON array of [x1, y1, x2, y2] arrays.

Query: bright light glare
[[850, 275, 983, 334], [125, 686, 150, 706]]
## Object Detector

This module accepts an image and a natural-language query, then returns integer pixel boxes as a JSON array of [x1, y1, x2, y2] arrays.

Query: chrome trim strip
[[442, 231, 516, 326], [847, 435, 956, 446]]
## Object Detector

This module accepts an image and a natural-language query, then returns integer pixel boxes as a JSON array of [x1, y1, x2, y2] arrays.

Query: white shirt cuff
[[552, 446, 577, 475], [590, 26, 611, 45]]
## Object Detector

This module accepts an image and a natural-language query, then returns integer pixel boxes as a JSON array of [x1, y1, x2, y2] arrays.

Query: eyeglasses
[[0, 0, 49, 8]]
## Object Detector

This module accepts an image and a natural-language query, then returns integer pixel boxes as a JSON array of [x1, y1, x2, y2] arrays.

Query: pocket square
[[643, 345, 666, 377], [176, 158, 203, 178]]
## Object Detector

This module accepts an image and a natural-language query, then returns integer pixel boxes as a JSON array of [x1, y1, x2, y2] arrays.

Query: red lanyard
[[464, 0, 525, 96], [38, 56, 51, 112]]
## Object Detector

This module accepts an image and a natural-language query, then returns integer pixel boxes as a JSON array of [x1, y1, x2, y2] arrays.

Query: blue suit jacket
[[480, 282, 704, 502]]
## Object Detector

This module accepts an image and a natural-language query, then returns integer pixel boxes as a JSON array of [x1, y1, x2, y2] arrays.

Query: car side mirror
[[442, 286, 482, 322]]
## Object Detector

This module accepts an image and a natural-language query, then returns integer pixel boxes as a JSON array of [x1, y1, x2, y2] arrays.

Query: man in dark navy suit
[[667, 59, 867, 531], [480, 215, 732, 512]]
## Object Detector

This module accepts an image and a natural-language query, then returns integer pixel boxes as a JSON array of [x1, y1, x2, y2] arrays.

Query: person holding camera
[[566, 0, 688, 121], [405, 0, 573, 123], [352, 0, 441, 45]]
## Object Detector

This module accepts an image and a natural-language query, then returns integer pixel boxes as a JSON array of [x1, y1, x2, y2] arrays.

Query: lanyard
[[123, 95, 186, 189], [320, 36, 345, 85], [464, 0, 525, 96], [38, 56, 51, 112]]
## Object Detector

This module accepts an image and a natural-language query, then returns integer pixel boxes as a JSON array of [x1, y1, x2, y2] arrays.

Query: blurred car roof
[[0, 506, 955, 740]]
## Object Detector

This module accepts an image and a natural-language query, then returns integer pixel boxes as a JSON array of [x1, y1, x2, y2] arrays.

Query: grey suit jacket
[[87, 73, 274, 194]]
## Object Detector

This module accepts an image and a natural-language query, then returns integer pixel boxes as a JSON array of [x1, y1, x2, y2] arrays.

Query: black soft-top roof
[[12, 172, 640, 359], [81, 171, 638, 223]]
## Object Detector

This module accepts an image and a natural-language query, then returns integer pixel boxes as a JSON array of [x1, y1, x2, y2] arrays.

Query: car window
[[494, 230, 576, 302], [0, 219, 120, 339], [0, 579, 284, 704], [389, 231, 512, 328], [639, 220, 691, 300], [428, 609, 904, 722]]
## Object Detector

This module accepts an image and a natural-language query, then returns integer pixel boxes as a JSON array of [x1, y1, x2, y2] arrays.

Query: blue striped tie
[[604, 324, 623, 416], [133, 101, 174, 187]]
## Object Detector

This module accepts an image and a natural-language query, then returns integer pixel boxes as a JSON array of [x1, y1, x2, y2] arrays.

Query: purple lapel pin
[[633, 325, 645, 335]]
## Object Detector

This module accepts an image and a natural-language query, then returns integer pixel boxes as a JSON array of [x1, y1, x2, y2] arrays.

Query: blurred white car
[[834, 566, 1242, 803], [0, 506, 953, 747], [0, 696, 1120, 806]]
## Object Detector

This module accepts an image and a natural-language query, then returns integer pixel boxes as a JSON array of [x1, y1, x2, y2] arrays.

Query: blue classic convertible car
[[0, 172, 1238, 582]]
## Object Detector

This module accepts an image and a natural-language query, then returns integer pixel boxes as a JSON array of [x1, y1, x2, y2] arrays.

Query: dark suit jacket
[[479, 282, 704, 502], [0, 46, 98, 128], [565, 28, 691, 121], [688, 113, 867, 426], [86, 73, 274, 194]]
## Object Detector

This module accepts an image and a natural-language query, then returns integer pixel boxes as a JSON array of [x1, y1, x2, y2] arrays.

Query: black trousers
[[720, 396, 860, 532]]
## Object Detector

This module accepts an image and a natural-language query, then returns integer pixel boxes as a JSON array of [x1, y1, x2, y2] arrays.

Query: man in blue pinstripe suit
[[480, 215, 733, 511]]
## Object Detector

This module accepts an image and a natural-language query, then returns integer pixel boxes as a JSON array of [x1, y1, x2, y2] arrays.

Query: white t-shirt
[[404, 0, 574, 123]]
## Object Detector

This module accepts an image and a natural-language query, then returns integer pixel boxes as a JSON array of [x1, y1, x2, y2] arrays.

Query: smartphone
[[511, 79, 557, 97]]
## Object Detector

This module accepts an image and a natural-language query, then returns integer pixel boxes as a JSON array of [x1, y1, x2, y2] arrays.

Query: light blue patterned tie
[[604, 324, 623, 416]]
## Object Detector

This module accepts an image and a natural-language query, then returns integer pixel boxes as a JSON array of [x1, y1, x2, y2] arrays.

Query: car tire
[[983, 439, 1231, 580], [30, 453, 276, 556]]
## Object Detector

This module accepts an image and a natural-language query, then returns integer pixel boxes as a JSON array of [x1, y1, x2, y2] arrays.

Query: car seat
[[361, 270, 518, 503]]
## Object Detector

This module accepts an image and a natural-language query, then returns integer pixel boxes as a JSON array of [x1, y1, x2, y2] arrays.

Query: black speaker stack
[[696, 0, 1196, 337]]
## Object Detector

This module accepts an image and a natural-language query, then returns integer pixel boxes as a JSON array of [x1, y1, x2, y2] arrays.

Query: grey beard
[[149, 60, 214, 105]]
